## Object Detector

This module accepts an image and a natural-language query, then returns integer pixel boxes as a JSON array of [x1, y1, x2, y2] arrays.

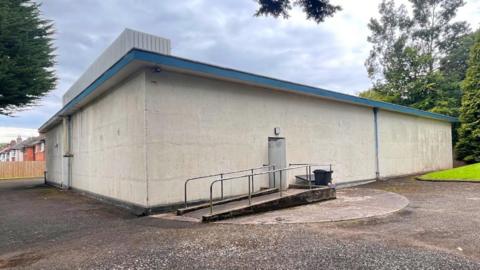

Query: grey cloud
[[1, 0, 375, 129]]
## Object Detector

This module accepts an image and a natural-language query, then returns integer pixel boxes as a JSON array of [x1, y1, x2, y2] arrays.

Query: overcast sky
[[0, 0, 479, 142]]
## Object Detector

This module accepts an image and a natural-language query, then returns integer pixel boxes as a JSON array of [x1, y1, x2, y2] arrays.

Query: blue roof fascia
[[44, 48, 457, 128], [132, 49, 457, 123]]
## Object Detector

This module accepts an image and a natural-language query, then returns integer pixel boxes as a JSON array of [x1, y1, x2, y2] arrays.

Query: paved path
[[156, 188, 408, 224], [218, 188, 409, 224]]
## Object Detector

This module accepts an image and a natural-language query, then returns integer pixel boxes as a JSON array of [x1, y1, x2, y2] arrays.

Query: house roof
[[9, 136, 43, 150], [39, 48, 458, 132], [0, 146, 10, 154]]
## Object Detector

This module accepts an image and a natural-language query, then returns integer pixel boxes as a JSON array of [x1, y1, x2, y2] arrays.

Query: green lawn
[[419, 163, 480, 182]]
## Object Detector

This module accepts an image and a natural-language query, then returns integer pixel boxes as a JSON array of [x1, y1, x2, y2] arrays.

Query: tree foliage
[[360, 0, 470, 116], [0, 0, 56, 115], [254, 0, 341, 23], [456, 33, 480, 163]]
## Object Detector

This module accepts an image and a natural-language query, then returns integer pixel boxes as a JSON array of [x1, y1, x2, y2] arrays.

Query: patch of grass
[[419, 163, 480, 182]]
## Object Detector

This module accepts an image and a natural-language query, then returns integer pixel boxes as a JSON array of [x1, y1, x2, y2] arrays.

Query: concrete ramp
[[178, 187, 336, 223]]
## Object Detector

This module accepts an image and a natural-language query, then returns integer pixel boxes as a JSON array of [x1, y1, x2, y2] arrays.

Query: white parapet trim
[[62, 28, 171, 105]]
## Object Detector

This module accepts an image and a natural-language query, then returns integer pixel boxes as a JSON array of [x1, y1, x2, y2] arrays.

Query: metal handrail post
[[220, 173, 224, 200], [308, 165, 312, 189], [184, 181, 188, 208], [272, 165, 276, 187], [251, 169, 254, 193], [248, 175, 252, 205], [305, 166, 309, 189], [210, 183, 214, 214], [279, 170, 283, 197]]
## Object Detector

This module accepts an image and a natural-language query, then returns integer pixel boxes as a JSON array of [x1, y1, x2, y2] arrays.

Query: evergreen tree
[[0, 0, 56, 115], [456, 33, 480, 163]]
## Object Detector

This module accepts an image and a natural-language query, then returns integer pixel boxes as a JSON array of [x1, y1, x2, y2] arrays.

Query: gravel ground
[[1, 177, 480, 269]]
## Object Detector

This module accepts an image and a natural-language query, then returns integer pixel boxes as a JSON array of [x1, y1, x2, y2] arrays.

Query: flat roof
[[39, 48, 457, 132]]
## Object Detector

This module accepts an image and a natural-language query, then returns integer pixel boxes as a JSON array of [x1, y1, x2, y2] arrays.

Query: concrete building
[[39, 29, 455, 214]]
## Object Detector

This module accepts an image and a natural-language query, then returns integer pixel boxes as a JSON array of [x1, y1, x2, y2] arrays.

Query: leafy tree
[[410, 0, 469, 72], [254, 0, 341, 23], [433, 31, 478, 116], [364, 0, 413, 87], [440, 27, 477, 83], [0, 0, 55, 115], [456, 33, 480, 163], [360, 0, 470, 116]]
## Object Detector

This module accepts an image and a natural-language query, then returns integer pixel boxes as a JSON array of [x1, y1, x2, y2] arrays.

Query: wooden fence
[[0, 161, 46, 179]]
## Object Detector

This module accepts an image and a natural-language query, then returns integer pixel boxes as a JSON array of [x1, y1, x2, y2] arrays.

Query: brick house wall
[[23, 147, 35, 161], [34, 142, 45, 161]]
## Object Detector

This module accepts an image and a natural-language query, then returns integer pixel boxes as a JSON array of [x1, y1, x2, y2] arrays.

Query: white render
[[62, 28, 171, 105], [144, 70, 377, 205], [16, 149, 23, 162], [41, 30, 454, 211], [44, 123, 64, 186], [377, 110, 453, 177], [68, 71, 147, 206]]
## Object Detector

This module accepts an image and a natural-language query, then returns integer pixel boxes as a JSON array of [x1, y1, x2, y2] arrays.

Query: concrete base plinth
[[153, 188, 408, 224]]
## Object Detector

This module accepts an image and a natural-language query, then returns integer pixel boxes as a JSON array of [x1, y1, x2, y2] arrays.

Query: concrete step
[[183, 187, 336, 223], [177, 187, 279, 215]]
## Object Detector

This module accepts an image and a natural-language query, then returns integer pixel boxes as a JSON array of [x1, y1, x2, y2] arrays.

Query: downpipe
[[373, 108, 380, 180], [63, 116, 73, 188]]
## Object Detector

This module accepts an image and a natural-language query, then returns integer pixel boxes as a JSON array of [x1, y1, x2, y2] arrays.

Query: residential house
[[23, 137, 45, 161], [0, 136, 45, 162]]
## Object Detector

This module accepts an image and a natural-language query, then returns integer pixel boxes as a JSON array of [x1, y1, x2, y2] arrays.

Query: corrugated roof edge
[[39, 48, 457, 132]]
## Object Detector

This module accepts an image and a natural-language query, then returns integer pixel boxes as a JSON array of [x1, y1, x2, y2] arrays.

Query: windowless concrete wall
[[144, 70, 378, 206], [66, 71, 147, 206], [44, 67, 453, 210], [377, 110, 453, 178], [44, 123, 64, 186]]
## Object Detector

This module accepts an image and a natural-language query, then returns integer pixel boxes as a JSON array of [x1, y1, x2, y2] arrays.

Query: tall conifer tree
[[0, 0, 56, 115], [456, 33, 480, 163]]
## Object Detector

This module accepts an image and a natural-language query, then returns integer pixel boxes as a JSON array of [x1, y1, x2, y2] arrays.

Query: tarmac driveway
[[1, 177, 480, 269]]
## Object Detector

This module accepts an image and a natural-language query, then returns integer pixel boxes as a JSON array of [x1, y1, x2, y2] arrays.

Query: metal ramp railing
[[206, 163, 333, 214], [184, 165, 274, 208]]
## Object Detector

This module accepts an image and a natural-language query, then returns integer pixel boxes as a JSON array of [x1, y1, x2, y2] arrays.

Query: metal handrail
[[208, 165, 311, 214], [289, 163, 333, 171], [184, 165, 272, 208]]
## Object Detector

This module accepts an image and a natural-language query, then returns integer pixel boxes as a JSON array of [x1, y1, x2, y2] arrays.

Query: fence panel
[[0, 161, 46, 179]]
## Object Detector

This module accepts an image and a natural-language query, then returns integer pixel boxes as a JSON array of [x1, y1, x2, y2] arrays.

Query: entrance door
[[268, 137, 286, 189]]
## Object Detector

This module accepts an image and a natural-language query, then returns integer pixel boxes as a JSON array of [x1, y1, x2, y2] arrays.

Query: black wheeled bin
[[313, 169, 333, 185]]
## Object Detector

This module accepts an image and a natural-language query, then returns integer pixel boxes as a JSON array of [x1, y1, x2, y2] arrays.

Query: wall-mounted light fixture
[[152, 66, 162, 73], [274, 127, 281, 136]]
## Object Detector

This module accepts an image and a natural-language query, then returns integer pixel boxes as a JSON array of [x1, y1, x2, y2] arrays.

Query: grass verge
[[418, 163, 480, 182]]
